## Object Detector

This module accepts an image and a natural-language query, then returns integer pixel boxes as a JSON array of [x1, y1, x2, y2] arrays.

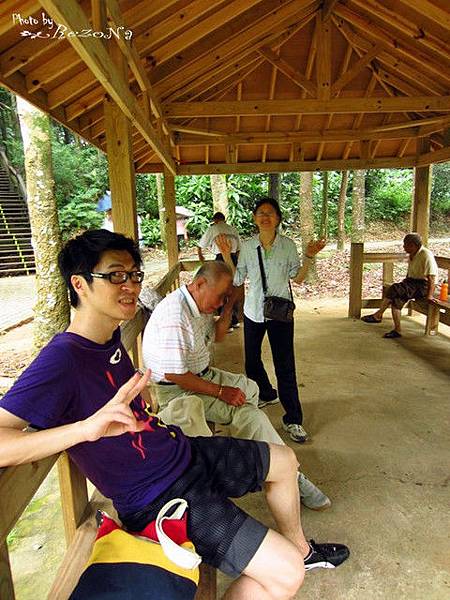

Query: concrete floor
[[214, 298, 450, 599], [6, 298, 450, 599]]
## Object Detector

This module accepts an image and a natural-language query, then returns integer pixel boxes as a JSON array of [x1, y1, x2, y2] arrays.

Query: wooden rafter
[[163, 96, 450, 118], [331, 43, 382, 96], [351, 0, 450, 66], [40, 0, 175, 174], [322, 0, 340, 22], [258, 46, 315, 97], [334, 4, 449, 85], [152, 0, 319, 97], [174, 125, 443, 146]]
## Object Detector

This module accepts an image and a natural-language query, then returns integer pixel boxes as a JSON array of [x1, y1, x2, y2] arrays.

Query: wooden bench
[[349, 243, 450, 335], [409, 297, 450, 336]]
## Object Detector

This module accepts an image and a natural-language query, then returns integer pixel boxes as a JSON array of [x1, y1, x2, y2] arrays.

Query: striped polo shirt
[[142, 285, 215, 382]]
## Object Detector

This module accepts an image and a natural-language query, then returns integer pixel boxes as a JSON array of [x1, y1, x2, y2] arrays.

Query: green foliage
[[431, 162, 450, 215], [58, 199, 103, 238], [365, 169, 413, 223], [136, 174, 159, 217], [140, 217, 161, 246]]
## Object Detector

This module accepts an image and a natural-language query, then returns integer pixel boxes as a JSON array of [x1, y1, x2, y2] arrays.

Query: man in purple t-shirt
[[0, 230, 349, 597]]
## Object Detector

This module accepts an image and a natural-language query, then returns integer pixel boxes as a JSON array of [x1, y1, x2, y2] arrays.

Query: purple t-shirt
[[0, 328, 191, 516]]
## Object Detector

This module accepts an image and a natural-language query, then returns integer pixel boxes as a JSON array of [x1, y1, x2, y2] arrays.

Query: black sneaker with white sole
[[304, 539, 350, 571]]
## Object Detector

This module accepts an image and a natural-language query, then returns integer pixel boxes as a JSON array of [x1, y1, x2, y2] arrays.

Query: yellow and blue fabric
[[69, 512, 199, 599]]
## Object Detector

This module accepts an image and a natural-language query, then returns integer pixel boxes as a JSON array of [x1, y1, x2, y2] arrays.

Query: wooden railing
[[348, 242, 450, 320], [0, 259, 202, 600]]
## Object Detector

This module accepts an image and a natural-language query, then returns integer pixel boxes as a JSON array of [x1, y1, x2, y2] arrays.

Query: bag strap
[[256, 245, 268, 295], [156, 498, 202, 570], [256, 245, 294, 302]]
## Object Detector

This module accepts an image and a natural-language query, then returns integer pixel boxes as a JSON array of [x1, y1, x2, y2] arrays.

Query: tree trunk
[[156, 173, 166, 246], [351, 169, 366, 243], [299, 172, 317, 282], [320, 171, 328, 238], [337, 170, 349, 250], [269, 173, 280, 202], [210, 174, 228, 217], [17, 97, 70, 353]]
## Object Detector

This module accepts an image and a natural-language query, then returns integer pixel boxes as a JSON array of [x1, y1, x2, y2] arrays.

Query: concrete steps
[[0, 165, 35, 276]]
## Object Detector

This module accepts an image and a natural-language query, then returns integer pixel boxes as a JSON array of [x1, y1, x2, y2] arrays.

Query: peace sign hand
[[82, 369, 151, 442]]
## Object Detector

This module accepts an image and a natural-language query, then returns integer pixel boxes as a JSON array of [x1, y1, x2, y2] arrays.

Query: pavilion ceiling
[[0, 0, 449, 174]]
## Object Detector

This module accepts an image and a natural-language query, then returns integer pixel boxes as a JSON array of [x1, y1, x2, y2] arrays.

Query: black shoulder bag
[[257, 246, 296, 322]]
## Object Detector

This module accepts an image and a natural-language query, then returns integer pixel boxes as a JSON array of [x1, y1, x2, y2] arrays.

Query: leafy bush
[[140, 217, 161, 247], [58, 199, 103, 238]]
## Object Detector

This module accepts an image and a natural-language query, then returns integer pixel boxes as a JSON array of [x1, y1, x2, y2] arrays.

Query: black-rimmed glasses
[[89, 271, 145, 284]]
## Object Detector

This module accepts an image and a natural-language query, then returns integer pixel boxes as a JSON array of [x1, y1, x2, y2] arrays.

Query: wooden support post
[[382, 261, 394, 291], [411, 138, 431, 245], [348, 242, 364, 318], [104, 42, 138, 240], [0, 541, 15, 600], [164, 168, 178, 268], [57, 453, 89, 546]]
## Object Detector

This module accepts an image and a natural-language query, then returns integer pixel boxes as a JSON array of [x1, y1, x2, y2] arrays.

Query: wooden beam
[[163, 96, 450, 118], [153, 0, 319, 98], [334, 4, 450, 85], [175, 126, 432, 146], [411, 138, 432, 244], [331, 44, 382, 96], [351, 0, 450, 66], [398, 0, 450, 30], [322, 0, 339, 21], [316, 13, 331, 100], [40, 0, 176, 174], [103, 61, 138, 241], [176, 156, 416, 175], [416, 145, 450, 167], [258, 47, 316, 97]]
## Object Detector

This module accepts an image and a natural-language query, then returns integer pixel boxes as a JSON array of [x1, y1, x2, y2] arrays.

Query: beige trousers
[[154, 367, 284, 445]]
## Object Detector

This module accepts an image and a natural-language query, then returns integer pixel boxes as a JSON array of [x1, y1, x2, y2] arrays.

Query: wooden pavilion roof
[[1, 0, 450, 175]]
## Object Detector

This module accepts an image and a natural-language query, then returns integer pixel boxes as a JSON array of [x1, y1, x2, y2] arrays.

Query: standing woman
[[219, 197, 324, 443]]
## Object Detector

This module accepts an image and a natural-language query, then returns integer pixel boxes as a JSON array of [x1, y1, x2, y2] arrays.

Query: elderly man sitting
[[361, 233, 439, 338], [142, 260, 331, 511]]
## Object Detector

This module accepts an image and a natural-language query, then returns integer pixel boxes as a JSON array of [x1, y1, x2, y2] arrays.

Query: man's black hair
[[58, 229, 142, 307], [212, 211, 226, 221], [253, 197, 283, 221]]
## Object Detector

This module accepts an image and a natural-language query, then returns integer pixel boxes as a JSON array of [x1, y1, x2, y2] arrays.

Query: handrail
[[0, 258, 199, 599], [0, 146, 27, 200]]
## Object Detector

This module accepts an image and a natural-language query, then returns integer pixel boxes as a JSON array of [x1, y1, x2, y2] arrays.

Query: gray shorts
[[385, 277, 427, 310]]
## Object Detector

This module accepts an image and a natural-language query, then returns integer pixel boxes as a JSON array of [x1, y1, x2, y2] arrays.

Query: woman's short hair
[[253, 197, 282, 221]]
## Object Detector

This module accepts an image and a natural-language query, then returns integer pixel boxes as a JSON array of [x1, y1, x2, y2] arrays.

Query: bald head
[[194, 260, 233, 285]]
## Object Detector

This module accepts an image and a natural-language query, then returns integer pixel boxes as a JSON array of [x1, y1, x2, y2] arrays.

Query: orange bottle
[[439, 280, 448, 302]]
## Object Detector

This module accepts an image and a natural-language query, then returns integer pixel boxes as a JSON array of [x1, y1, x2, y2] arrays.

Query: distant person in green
[[361, 233, 438, 338]]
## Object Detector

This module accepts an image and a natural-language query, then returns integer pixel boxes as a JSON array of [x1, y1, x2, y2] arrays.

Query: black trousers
[[216, 252, 239, 326], [243, 315, 303, 425]]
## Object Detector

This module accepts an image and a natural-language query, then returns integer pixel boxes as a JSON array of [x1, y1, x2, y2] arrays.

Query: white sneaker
[[298, 473, 331, 511], [282, 422, 309, 443]]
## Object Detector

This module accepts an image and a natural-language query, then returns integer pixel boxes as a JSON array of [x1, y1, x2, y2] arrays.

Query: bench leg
[[195, 563, 217, 600], [425, 304, 440, 335]]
